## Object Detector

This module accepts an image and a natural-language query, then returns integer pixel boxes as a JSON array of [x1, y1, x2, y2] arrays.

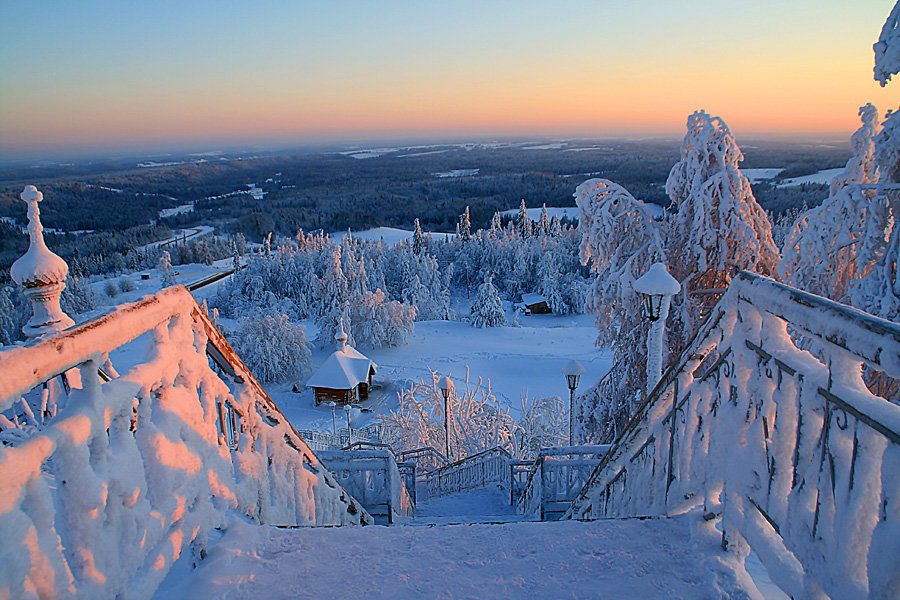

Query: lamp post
[[562, 360, 585, 445], [343, 404, 353, 446], [438, 375, 454, 460], [325, 401, 337, 436], [633, 263, 681, 396]]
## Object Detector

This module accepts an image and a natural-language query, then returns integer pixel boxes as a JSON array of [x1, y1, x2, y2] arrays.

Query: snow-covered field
[[741, 167, 784, 182], [332, 226, 456, 246], [270, 310, 612, 436], [499, 206, 579, 221], [777, 167, 843, 187]]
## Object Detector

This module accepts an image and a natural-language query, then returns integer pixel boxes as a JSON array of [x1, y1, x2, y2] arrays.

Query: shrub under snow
[[230, 312, 312, 384]]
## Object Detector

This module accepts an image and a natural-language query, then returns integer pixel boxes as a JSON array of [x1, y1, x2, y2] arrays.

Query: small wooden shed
[[307, 336, 377, 406], [520, 293, 551, 315]]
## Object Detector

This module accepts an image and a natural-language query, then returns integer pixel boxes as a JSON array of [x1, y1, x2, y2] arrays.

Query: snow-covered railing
[[424, 447, 511, 497], [509, 459, 535, 505], [567, 272, 900, 600], [295, 423, 385, 451], [517, 446, 610, 520], [397, 445, 450, 473], [317, 449, 414, 524], [0, 285, 371, 600]]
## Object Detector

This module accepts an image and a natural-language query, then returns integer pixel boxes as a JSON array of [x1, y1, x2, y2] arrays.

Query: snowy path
[[158, 515, 755, 599], [412, 484, 526, 525]]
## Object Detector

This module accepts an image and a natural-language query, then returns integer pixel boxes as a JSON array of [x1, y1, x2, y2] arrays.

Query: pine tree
[[516, 199, 532, 237], [458, 206, 472, 241], [231, 312, 311, 384], [470, 274, 505, 327], [538, 204, 551, 236], [490, 212, 502, 233], [413, 218, 426, 255], [157, 250, 176, 287]]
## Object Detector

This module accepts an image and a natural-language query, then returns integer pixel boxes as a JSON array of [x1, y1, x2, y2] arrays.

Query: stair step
[[161, 514, 755, 599]]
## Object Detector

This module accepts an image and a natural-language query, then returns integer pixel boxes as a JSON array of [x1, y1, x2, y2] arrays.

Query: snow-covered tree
[[458, 206, 472, 241], [382, 368, 521, 459], [516, 199, 532, 237], [537, 204, 551, 236], [517, 394, 568, 458], [782, 105, 881, 301], [0, 286, 19, 346], [230, 312, 311, 384], [575, 179, 666, 441], [348, 288, 417, 348], [470, 274, 505, 328], [665, 110, 779, 342], [413, 218, 426, 255], [490, 212, 502, 233], [157, 250, 176, 287], [849, 9, 900, 323]]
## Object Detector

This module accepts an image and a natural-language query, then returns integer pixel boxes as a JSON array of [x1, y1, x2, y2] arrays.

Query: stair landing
[[160, 514, 755, 599]]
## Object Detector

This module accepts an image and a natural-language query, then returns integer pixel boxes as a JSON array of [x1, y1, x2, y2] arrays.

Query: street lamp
[[325, 401, 337, 436], [633, 263, 681, 396], [562, 360, 585, 445], [438, 374, 454, 460], [343, 404, 354, 445]]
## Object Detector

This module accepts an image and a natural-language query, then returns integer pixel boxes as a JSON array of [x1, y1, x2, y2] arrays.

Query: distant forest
[[0, 139, 848, 282]]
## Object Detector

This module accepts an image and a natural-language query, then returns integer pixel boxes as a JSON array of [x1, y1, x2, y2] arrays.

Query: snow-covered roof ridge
[[307, 344, 377, 390]]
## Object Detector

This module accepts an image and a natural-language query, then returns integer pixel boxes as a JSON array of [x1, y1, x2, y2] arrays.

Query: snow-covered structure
[[10, 185, 75, 338], [307, 324, 377, 405], [518, 292, 550, 315]]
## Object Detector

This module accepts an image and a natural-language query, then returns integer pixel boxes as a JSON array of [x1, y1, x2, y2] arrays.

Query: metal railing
[[0, 285, 371, 600], [566, 272, 900, 600], [517, 446, 610, 520], [317, 449, 415, 524], [424, 446, 512, 497], [397, 445, 451, 473]]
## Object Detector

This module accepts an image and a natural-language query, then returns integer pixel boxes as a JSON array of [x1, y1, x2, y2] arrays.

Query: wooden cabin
[[519, 293, 551, 315], [307, 343, 377, 406]]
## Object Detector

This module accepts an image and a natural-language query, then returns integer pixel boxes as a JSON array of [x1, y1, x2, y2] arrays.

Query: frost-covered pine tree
[[157, 250, 176, 287], [413, 218, 426, 255], [470, 274, 505, 327], [782, 104, 881, 301], [458, 206, 472, 241], [665, 110, 779, 342], [490, 212, 502, 233], [231, 312, 311, 384], [516, 199, 532, 237], [538, 204, 551, 236], [0, 286, 19, 346]]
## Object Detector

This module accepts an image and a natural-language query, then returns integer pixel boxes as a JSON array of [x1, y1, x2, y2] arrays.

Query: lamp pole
[[633, 263, 681, 397], [562, 360, 585, 445], [439, 375, 454, 460], [325, 402, 336, 436]]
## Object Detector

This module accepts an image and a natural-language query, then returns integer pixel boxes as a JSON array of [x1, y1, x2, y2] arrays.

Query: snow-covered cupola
[[10, 185, 75, 337]]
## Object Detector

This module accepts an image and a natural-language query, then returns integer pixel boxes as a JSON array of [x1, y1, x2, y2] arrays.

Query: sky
[[1, 1, 898, 162]]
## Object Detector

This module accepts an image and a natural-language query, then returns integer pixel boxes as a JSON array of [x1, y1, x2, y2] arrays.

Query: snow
[[523, 142, 566, 150], [165, 513, 755, 600], [305, 345, 376, 390], [520, 292, 547, 306], [158, 203, 194, 218], [741, 168, 784, 183], [633, 262, 681, 296], [433, 168, 479, 178], [776, 167, 844, 187], [331, 226, 455, 246], [499, 206, 579, 221]]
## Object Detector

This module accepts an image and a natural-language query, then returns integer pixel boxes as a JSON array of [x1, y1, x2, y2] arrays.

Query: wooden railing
[[0, 285, 370, 600], [567, 272, 900, 600]]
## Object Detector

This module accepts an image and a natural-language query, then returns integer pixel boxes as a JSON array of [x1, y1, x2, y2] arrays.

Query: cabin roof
[[307, 345, 377, 390], [521, 293, 548, 306]]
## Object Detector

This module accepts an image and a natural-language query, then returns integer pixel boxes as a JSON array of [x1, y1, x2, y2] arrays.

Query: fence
[[517, 446, 610, 520], [318, 449, 415, 524], [567, 271, 900, 600], [424, 447, 512, 497], [0, 285, 370, 600]]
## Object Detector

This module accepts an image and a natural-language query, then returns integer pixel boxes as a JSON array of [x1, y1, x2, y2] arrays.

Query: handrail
[[424, 446, 512, 497], [517, 445, 611, 520], [565, 272, 900, 600], [0, 285, 371, 600]]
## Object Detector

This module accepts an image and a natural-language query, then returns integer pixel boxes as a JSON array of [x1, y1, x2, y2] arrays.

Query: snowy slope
[[332, 227, 456, 246], [159, 514, 757, 600]]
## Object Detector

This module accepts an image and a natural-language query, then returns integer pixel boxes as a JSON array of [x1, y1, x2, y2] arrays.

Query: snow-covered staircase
[[155, 513, 755, 599]]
